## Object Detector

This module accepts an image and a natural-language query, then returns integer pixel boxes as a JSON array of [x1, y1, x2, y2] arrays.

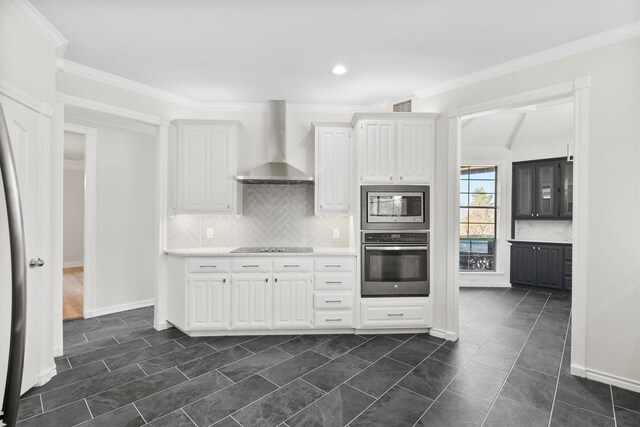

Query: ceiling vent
[[393, 99, 412, 112]]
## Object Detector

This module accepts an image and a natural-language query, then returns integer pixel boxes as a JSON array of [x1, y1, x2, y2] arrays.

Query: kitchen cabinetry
[[166, 254, 357, 334], [188, 274, 230, 330], [272, 274, 313, 328], [512, 158, 573, 220], [231, 274, 272, 329], [172, 120, 242, 214], [352, 113, 437, 185], [312, 123, 352, 215], [510, 241, 571, 291]]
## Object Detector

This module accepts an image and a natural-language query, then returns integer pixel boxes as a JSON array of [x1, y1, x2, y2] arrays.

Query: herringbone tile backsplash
[[167, 184, 350, 248]]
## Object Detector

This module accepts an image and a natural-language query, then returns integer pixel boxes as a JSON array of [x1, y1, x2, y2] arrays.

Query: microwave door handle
[[364, 246, 429, 251]]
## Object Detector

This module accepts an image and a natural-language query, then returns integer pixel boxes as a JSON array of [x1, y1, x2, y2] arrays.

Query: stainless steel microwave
[[361, 185, 430, 230]]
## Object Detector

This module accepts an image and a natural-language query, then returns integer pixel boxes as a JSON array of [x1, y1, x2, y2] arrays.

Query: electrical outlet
[[206, 228, 214, 238], [332, 228, 340, 239]]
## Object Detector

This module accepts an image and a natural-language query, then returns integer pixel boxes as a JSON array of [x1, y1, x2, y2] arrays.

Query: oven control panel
[[362, 232, 429, 244]]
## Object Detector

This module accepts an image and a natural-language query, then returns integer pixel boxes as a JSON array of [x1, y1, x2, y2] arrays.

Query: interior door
[[0, 95, 46, 395]]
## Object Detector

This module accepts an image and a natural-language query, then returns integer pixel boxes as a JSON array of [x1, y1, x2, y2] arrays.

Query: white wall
[[415, 37, 640, 387], [62, 165, 84, 266]]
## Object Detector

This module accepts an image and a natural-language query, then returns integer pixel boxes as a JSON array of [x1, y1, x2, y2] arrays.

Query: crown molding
[[415, 21, 640, 99], [8, 0, 68, 59]]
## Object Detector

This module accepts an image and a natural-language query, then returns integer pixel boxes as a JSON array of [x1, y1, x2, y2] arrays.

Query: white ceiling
[[462, 101, 574, 148], [32, 0, 640, 105]]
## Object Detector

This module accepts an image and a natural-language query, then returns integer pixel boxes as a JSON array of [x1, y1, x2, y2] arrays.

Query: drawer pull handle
[[200, 265, 217, 268], [325, 281, 342, 284], [325, 264, 342, 268], [387, 313, 405, 317], [242, 265, 259, 268], [326, 300, 342, 303], [283, 264, 300, 267], [325, 318, 342, 322]]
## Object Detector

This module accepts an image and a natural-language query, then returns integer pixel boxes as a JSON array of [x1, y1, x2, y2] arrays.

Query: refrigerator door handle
[[0, 103, 27, 427]]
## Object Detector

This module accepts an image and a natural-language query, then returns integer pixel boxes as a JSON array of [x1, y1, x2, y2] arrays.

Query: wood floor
[[63, 267, 84, 320]]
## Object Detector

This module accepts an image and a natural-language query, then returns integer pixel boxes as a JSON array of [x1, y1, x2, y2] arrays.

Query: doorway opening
[[62, 130, 86, 320]]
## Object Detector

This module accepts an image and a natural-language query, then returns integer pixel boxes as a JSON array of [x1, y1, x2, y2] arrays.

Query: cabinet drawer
[[188, 258, 230, 273], [314, 292, 353, 309], [314, 311, 353, 328], [314, 257, 354, 272], [231, 259, 272, 273], [273, 258, 313, 273], [360, 301, 429, 328], [315, 274, 354, 291]]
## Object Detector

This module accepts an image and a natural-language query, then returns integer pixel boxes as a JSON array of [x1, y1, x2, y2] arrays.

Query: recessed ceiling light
[[332, 65, 347, 75]]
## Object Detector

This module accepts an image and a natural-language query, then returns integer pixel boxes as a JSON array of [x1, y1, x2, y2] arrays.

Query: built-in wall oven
[[361, 185, 429, 230], [361, 231, 430, 297]]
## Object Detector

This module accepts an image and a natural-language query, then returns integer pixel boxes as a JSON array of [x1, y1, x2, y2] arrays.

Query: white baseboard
[[37, 365, 57, 387], [63, 261, 84, 268], [155, 320, 169, 331], [572, 365, 640, 393], [85, 299, 154, 318], [430, 328, 458, 341], [53, 345, 63, 358], [459, 283, 511, 288]]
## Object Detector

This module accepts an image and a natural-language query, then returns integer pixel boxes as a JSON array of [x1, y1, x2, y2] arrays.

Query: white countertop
[[508, 239, 572, 245], [164, 247, 358, 256]]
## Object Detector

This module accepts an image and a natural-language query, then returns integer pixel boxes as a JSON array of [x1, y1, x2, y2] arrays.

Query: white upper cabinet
[[313, 123, 352, 215], [359, 120, 395, 183], [353, 114, 437, 185], [397, 121, 434, 183], [174, 121, 242, 214]]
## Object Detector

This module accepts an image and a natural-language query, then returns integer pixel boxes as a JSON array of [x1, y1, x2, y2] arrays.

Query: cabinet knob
[[320, 205, 323, 209], [531, 214, 534, 217], [400, 176, 403, 180], [536, 214, 539, 217], [538, 247, 541, 250], [390, 176, 393, 181]]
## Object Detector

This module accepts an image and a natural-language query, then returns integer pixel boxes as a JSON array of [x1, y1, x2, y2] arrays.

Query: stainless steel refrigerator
[[0, 103, 27, 427]]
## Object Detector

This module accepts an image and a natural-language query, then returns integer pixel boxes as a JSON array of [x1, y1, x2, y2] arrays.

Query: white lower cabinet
[[272, 274, 313, 329], [187, 274, 230, 330], [360, 298, 432, 328], [231, 274, 272, 329]]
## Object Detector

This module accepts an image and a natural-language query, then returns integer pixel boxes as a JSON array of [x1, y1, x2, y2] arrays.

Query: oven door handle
[[364, 246, 428, 251]]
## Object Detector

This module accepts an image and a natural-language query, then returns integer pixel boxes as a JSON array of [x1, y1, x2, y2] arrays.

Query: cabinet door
[[513, 164, 535, 218], [179, 124, 237, 213], [272, 275, 313, 329], [559, 161, 573, 218], [535, 245, 563, 289], [188, 274, 230, 330], [510, 244, 536, 286], [181, 127, 209, 211], [360, 121, 396, 183], [231, 275, 272, 329], [397, 121, 433, 183], [535, 163, 558, 218], [315, 127, 351, 214]]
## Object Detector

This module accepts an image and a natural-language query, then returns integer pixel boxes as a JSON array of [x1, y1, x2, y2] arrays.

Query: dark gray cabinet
[[512, 158, 572, 220], [510, 242, 571, 291]]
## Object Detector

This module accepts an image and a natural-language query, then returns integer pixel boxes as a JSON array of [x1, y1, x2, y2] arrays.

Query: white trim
[[429, 328, 457, 341], [155, 124, 169, 330], [57, 60, 372, 113], [63, 159, 84, 171], [415, 21, 640, 98], [448, 77, 590, 383], [459, 283, 510, 288], [62, 261, 83, 268], [0, 78, 53, 116], [51, 101, 65, 369], [60, 93, 164, 126], [571, 366, 640, 394], [65, 113, 158, 136], [85, 299, 155, 318], [570, 77, 590, 374], [446, 116, 461, 342], [7, 0, 68, 59], [36, 365, 57, 387]]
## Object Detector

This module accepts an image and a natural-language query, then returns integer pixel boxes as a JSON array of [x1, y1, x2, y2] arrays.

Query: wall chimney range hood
[[235, 100, 314, 185]]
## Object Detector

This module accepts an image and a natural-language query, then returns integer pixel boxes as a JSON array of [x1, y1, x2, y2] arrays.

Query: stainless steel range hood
[[235, 100, 314, 185]]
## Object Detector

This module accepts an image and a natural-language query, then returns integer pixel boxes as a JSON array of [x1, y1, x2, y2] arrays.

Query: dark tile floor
[[17, 288, 640, 426]]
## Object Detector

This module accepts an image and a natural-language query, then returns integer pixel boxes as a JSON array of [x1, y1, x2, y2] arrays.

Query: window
[[460, 165, 497, 271]]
